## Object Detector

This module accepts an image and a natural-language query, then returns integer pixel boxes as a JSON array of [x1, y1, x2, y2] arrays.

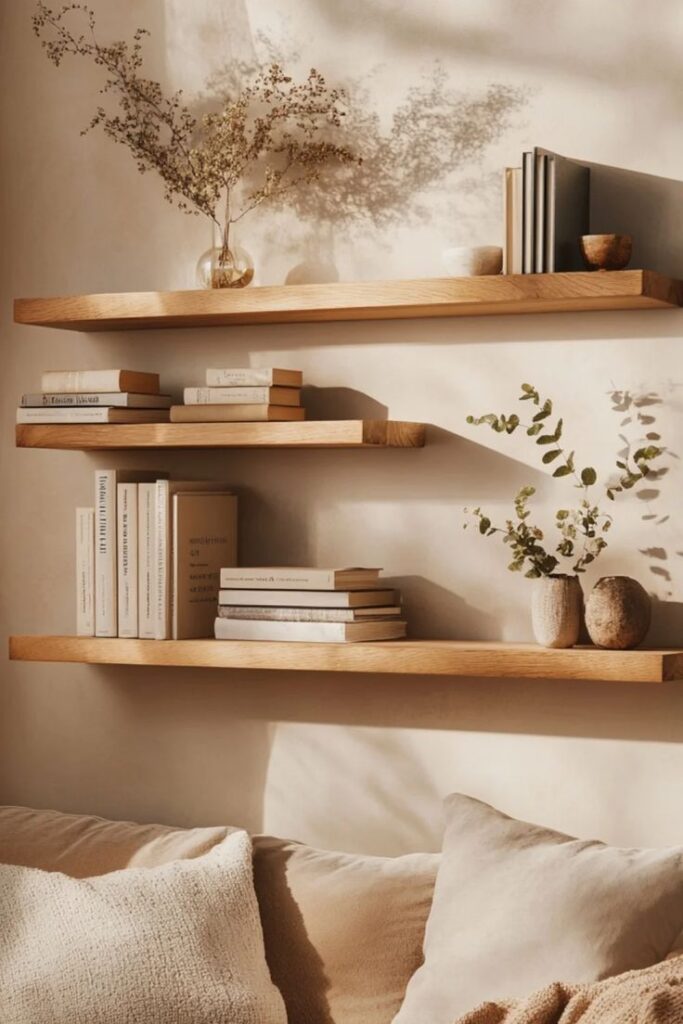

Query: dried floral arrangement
[[33, 3, 359, 283], [464, 384, 663, 578]]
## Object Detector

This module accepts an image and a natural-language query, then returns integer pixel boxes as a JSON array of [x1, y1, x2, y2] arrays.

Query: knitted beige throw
[[454, 955, 683, 1024]]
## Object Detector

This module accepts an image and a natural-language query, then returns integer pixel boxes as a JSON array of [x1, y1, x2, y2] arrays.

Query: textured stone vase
[[531, 575, 583, 649], [585, 576, 651, 649]]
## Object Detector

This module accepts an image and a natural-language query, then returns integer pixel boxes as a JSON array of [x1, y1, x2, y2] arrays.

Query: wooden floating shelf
[[15, 419, 425, 451], [14, 270, 683, 331], [8, 636, 683, 683]]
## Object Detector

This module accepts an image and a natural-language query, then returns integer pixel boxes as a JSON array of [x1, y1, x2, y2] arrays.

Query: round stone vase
[[531, 574, 583, 649], [585, 576, 651, 649]]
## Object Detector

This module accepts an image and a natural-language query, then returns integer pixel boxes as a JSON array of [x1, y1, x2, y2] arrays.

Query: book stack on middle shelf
[[215, 567, 407, 643], [17, 369, 171, 423], [170, 367, 305, 423]]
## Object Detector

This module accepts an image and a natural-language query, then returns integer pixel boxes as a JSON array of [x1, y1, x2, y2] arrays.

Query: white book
[[17, 408, 169, 424], [75, 507, 95, 637], [217, 605, 402, 623], [214, 617, 407, 643], [219, 567, 382, 591], [20, 393, 172, 408], [117, 482, 138, 638], [41, 369, 159, 394], [205, 368, 302, 387], [95, 470, 164, 638], [183, 386, 300, 407], [218, 588, 397, 608], [138, 483, 157, 639], [155, 480, 234, 640], [534, 151, 547, 273]]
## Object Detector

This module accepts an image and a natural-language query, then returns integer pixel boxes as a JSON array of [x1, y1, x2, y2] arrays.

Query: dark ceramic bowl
[[580, 234, 632, 271]]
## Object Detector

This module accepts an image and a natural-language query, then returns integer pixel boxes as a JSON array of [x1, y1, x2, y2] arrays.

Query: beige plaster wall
[[0, 0, 681, 853]]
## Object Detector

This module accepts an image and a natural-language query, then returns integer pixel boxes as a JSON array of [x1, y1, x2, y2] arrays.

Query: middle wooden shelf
[[15, 419, 426, 450]]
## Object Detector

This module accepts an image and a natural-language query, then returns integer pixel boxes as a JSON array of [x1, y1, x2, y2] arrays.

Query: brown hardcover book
[[183, 386, 301, 406], [170, 405, 306, 423], [219, 567, 382, 591], [172, 492, 238, 639], [206, 368, 303, 387], [40, 369, 160, 394]]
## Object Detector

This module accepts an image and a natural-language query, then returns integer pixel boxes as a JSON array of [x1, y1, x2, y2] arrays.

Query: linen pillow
[[253, 835, 440, 1024], [0, 830, 287, 1024], [0, 804, 229, 876], [394, 793, 683, 1024]]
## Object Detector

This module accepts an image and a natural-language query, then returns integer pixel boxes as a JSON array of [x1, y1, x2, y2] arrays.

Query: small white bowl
[[442, 245, 503, 277]]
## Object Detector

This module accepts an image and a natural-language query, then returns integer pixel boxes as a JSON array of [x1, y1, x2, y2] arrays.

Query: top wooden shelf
[[14, 270, 683, 331]]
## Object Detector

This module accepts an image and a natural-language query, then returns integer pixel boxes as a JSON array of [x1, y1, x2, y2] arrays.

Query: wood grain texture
[[15, 419, 426, 450], [14, 270, 683, 331], [8, 636, 683, 682]]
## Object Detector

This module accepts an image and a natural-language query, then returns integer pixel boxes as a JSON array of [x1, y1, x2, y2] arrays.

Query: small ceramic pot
[[585, 576, 651, 649], [442, 245, 503, 277], [531, 574, 583, 649], [580, 234, 632, 271]]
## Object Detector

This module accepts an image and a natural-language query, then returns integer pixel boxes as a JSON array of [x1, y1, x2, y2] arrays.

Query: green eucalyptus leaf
[[526, 423, 543, 436], [479, 516, 491, 534], [553, 465, 572, 478], [581, 467, 597, 486], [542, 449, 561, 463], [536, 434, 556, 445]]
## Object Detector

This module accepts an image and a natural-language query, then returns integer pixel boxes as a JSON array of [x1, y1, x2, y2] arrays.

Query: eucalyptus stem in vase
[[463, 384, 664, 648]]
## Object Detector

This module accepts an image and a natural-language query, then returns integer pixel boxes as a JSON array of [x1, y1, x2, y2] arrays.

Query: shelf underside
[[14, 271, 683, 331], [8, 637, 683, 683], [15, 419, 425, 450]]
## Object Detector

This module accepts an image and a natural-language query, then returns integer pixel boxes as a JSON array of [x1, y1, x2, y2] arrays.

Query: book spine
[[117, 483, 138, 638], [154, 479, 170, 639], [94, 470, 117, 637], [42, 370, 119, 393], [544, 156, 556, 273], [214, 617, 346, 642], [138, 484, 156, 639], [218, 606, 356, 622], [21, 393, 120, 407], [184, 386, 271, 405], [76, 507, 95, 636], [219, 568, 334, 589], [534, 152, 546, 273], [522, 151, 535, 274], [206, 368, 273, 386], [504, 168, 513, 275], [17, 407, 111, 423]]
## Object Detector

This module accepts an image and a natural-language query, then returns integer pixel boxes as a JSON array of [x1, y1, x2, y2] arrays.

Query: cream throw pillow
[[0, 830, 287, 1024], [394, 793, 683, 1024], [253, 835, 440, 1024], [0, 804, 229, 876]]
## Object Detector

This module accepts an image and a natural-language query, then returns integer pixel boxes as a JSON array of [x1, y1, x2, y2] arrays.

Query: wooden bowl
[[580, 234, 632, 271]]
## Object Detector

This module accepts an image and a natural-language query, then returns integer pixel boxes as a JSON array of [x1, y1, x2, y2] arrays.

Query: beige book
[[206, 368, 302, 387], [183, 386, 300, 407], [75, 507, 95, 637], [172, 492, 238, 639], [217, 605, 402, 623], [214, 617, 407, 643], [218, 588, 397, 608], [17, 408, 169, 424], [219, 567, 382, 591], [170, 405, 305, 423], [41, 369, 160, 394], [117, 482, 138, 638]]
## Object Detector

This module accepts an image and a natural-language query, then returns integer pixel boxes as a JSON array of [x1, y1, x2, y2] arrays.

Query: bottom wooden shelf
[[8, 636, 683, 683]]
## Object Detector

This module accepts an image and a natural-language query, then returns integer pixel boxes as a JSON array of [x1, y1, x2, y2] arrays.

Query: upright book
[[94, 469, 165, 638], [41, 369, 160, 394], [172, 492, 238, 639], [538, 148, 590, 272], [75, 507, 95, 637], [138, 483, 157, 639], [117, 482, 138, 638], [155, 480, 235, 640], [503, 167, 523, 274], [219, 567, 382, 591], [206, 368, 302, 387]]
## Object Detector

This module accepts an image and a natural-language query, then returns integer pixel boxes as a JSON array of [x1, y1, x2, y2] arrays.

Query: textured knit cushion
[[0, 804, 229, 876], [253, 835, 439, 1024], [393, 793, 683, 1024], [0, 830, 287, 1024]]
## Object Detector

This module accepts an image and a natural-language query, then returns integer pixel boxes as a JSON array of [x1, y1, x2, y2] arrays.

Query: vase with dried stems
[[33, 3, 359, 288]]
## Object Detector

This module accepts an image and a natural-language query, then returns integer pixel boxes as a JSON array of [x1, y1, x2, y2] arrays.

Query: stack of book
[[214, 567, 407, 643], [76, 473, 237, 640], [170, 367, 305, 423], [17, 369, 171, 423], [504, 148, 590, 275]]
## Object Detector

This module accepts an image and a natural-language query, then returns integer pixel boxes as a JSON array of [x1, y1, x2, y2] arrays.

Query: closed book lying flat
[[214, 617, 407, 643], [206, 368, 302, 387], [219, 567, 382, 591], [217, 605, 402, 623], [17, 408, 170, 424], [21, 392, 172, 408], [170, 405, 306, 423], [41, 369, 160, 394], [219, 588, 397, 608], [184, 386, 300, 406]]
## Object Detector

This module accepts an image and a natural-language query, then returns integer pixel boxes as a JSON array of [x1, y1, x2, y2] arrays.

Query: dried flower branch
[[464, 383, 664, 578], [33, 3, 359, 245]]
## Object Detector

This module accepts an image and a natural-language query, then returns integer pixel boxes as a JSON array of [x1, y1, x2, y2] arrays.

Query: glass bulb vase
[[196, 226, 254, 289]]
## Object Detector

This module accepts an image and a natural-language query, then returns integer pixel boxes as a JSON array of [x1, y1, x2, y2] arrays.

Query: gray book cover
[[536, 148, 590, 272]]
